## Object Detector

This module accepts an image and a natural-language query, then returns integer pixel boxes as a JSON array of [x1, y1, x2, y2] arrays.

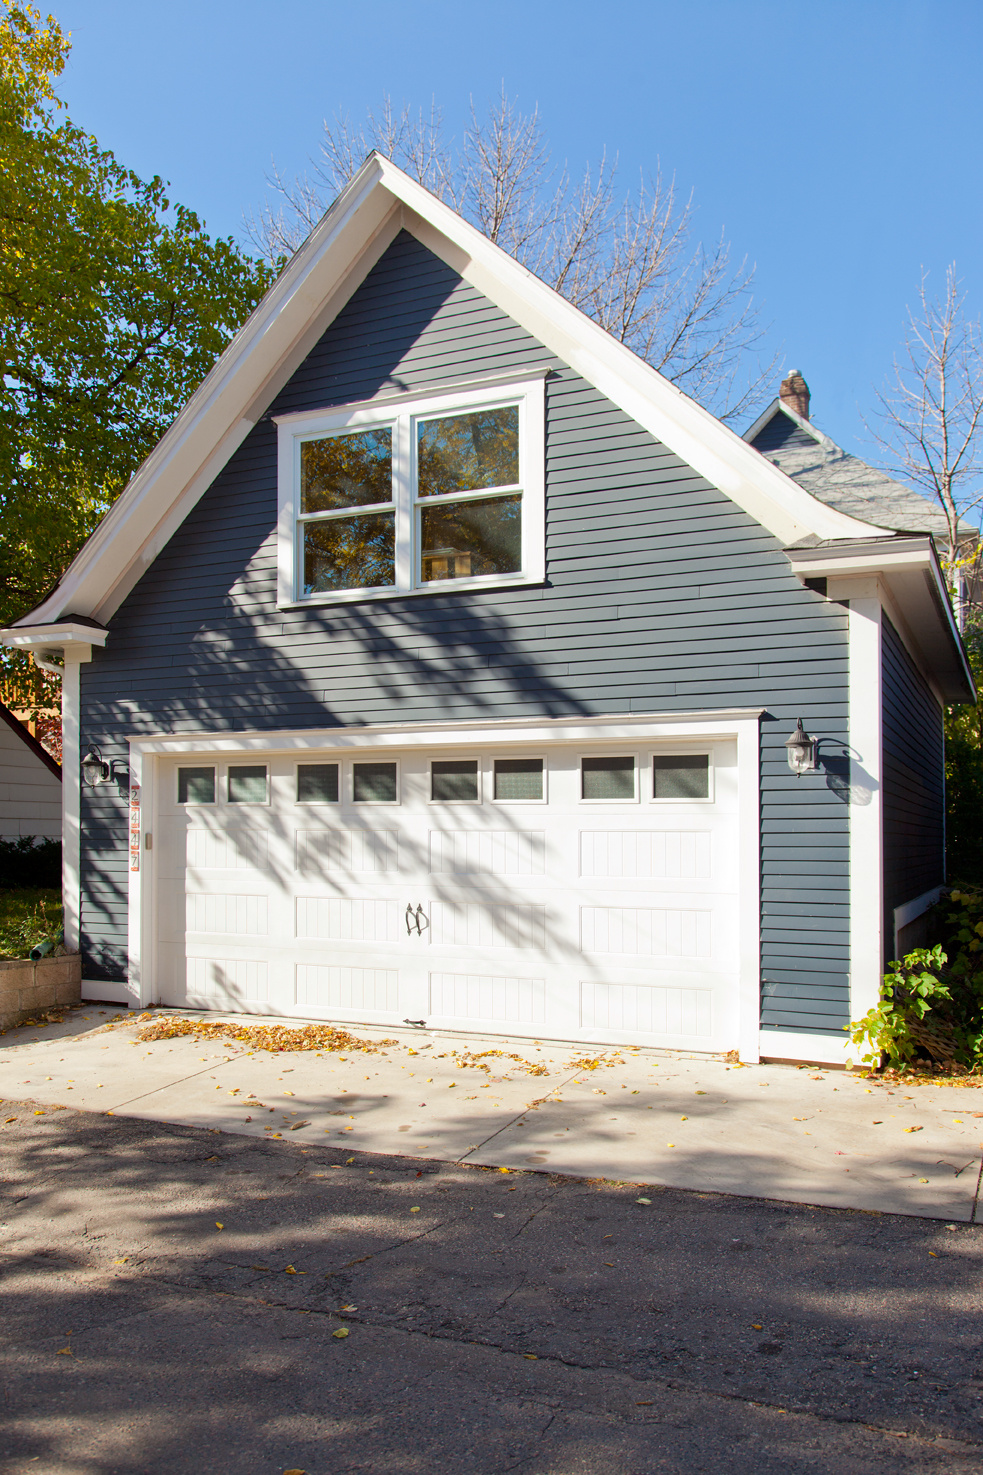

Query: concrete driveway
[[2, 1005, 982, 1221], [1, 1100, 980, 1473]]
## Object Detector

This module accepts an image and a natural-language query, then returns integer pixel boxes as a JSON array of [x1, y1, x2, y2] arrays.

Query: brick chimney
[[779, 369, 810, 420]]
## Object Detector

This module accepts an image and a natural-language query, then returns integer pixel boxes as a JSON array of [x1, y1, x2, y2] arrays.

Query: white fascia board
[[16, 162, 402, 629], [16, 153, 892, 629], [1, 623, 108, 649]]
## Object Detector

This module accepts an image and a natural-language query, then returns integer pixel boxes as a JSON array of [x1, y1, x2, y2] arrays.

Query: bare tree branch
[[868, 264, 983, 595], [246, 91, 776, 422]]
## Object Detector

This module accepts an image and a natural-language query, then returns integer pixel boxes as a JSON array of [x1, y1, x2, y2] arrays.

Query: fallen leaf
[[341, 1304, 358, 1311], [523, 1353, 538, 1360], [493, 1212, 505, 1219], [635, 1197, 652, 1205], [290, 1121, 310, 1131], [410, 1206, 421, 1213], [284, 1265, 298, 1274], [251, 1265, 270, 1271], [952, 1119, 964, 1125], [695, 1090, 706, 1095], [56, 1346, 72, 1355], [918, 1178, 929, 1183], [603, 1261, 615, 1267], [33, 1109, 44, 1115], [929, 1251, 938, 1257], [332, 1327, 349, 1339], [751, 1324, 763, 1331], [4, 1117, 16, 1123], [680, 1116, 688, 1121], [283, 1468, 307, 1473], [667, 1142, 675, 1148], [283, 1091, 295, 1096], [904, 1126, 923, 1133]]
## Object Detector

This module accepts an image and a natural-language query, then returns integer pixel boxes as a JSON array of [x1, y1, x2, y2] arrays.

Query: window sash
[[278, 378, 544, 606]]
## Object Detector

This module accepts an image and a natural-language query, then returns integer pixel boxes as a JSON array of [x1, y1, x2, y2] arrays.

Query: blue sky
[[56, 0, 983, 458]]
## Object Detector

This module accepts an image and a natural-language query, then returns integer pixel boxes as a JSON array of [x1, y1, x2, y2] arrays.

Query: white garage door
[[154, 739, 741, 1050]]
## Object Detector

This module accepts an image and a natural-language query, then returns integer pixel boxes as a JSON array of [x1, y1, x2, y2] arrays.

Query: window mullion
[[395, 412, 413, 591]]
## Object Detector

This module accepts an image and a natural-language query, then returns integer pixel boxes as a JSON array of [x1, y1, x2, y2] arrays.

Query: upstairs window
[[276, 377, 545, 606]]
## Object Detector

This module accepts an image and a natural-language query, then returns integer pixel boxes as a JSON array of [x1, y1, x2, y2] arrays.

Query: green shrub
[[848, 888, 983, 1072], [0, 837, 61, 889]]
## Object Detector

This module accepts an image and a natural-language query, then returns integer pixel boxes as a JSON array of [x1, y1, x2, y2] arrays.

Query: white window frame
[[489, 753, 548, 805], [578, 753, 640, 804], [176, 764, 216, 806], [295, 760, 341, 805], [649, 749, 715, 804], [225, 762, 270, 806], [429, 756, 483, 805], [275, 374, 546, 607], [350, 758, 401, 806]]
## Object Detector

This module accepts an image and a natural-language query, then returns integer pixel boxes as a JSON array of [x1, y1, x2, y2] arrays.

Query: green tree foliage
[[945, 612, 983, 883], [0, 3, 278, 706]]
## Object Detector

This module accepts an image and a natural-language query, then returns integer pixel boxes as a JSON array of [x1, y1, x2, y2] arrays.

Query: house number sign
[[129, 780, 140, 872]]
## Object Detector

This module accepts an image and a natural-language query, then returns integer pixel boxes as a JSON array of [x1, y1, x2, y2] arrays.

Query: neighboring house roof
[[0, 701, 61, 780], [743, 397, 967, 541]]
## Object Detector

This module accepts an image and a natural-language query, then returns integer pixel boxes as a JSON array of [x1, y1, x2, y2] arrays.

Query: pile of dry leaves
[[135, 1016, 396, 1054]]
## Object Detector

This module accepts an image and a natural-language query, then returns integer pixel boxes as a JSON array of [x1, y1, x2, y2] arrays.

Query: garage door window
[[581, 755, 635, 801], [228, 765, 268, 804], [493, 757, 544, 801], [431, 759, 479, 802], [653, 754, 710, 800], [177, 766, 215, 805], [297, 763, 340, 803], [353, 762, 398, 803]]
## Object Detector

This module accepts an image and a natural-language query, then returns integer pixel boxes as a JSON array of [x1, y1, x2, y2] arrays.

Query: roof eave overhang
[[0, 621, 109, 665], [786, 537, 976, 704], [8, 153, 894, 634]]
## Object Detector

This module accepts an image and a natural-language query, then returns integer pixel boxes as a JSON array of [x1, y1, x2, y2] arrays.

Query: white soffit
[[13, 154, 891, 631]]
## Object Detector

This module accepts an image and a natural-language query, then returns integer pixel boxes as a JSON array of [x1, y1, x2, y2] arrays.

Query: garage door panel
[[297, 828, 400, 874], [428, 970, 547, 1025], [580, 904, 712, 958], [187, 827, 270, 873], [295, 962, 399, 1012], [580, 979, 713, 1037], [296, 896, 403, 942], [429, 900, 548, 951], [579, 829, 713, 881], [186, 892, 269, 936], [429, 829, 546, 876]]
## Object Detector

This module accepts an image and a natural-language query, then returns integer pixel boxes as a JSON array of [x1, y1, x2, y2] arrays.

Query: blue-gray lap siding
[[881, 614, 945, 958], [78, 229, 850, 1037]]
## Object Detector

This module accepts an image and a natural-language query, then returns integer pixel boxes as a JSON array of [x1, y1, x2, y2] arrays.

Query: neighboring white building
[[0, 702, 61, 840]]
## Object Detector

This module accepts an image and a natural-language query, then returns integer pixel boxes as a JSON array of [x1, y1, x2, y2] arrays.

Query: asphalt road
[[1, 1101, 981, 1474]]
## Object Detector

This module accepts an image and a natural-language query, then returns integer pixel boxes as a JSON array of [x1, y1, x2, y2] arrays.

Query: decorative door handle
[[405, 903, 430, 936]]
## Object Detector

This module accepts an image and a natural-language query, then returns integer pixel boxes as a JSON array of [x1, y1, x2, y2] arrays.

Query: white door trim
[[127, 710, 763, 1056]]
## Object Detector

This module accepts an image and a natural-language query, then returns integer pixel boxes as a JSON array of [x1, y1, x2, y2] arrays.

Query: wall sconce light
[[81, 744, 125, 787], [785, 718, 818, 776]]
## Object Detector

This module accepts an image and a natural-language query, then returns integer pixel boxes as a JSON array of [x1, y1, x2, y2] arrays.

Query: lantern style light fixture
[[81, 744, 112, 786], [785, 718, 818, 775]]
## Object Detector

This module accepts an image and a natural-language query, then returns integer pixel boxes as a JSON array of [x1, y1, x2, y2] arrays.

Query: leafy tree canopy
[[0, 3, 278, 706]]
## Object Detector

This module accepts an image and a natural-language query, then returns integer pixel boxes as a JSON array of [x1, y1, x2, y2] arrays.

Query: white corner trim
[[828, 577, 883, 1024], [61, 661, 81, 954], [12, 157, 893, 633]]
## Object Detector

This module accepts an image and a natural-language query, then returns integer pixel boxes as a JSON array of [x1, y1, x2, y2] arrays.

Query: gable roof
[[0, 701, 61, 779], [5, 153, 894, 634], [744, 398, 963, 540]]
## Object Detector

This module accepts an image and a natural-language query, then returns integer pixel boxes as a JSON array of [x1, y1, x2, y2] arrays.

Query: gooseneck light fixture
[[785, 718, 818, 776]]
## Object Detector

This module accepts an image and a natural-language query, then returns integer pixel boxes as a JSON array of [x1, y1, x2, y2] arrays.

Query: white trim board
[[9, 156, 891, 635]]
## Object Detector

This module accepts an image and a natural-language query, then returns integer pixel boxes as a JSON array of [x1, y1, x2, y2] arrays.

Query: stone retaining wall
[[0, 954, 82, 1032]]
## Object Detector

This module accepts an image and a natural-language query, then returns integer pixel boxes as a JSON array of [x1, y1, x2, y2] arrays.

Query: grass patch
[[0, 888, 63, 960]]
